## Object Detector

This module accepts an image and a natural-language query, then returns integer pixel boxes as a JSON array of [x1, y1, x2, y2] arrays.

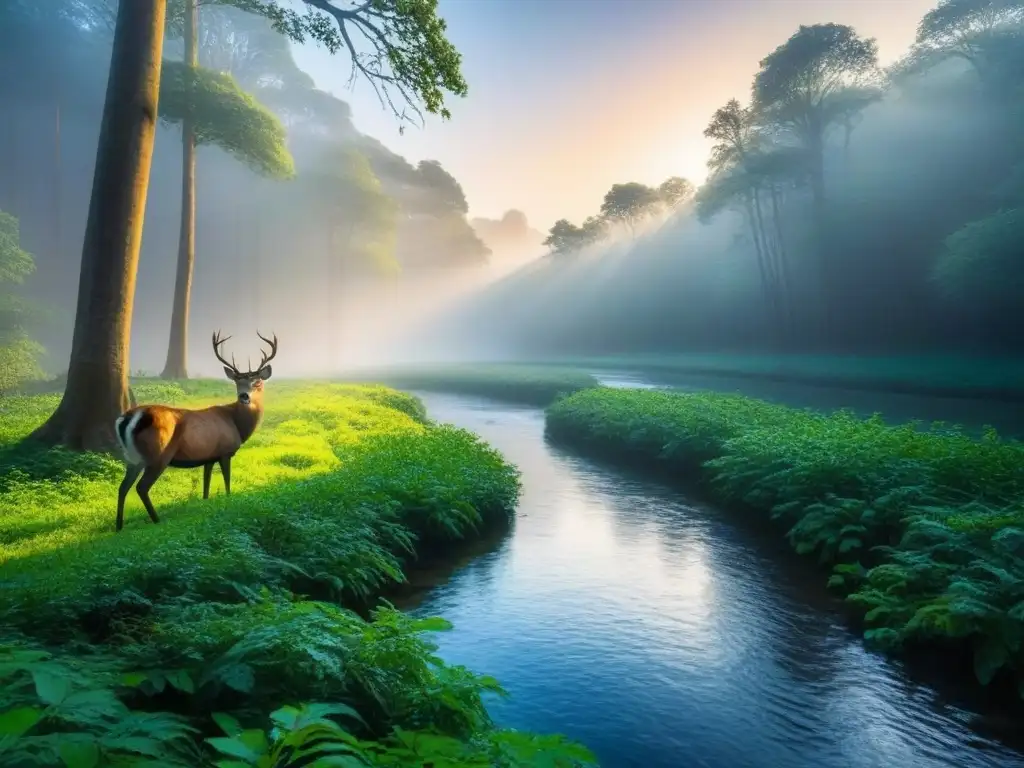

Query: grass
[[546, 387, 1024, 698], [0, 379, 596, 767], [341, 363, 600, 406], [527, 352, 1024, 400]]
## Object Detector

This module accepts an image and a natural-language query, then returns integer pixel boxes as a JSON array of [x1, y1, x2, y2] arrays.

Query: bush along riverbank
[[341, 364, 600, 406], [0, 380, 597, 767], [546, 388, 1024, 699]]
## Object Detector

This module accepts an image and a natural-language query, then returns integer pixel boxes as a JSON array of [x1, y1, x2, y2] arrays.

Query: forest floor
[[0, 379, 595, 767], [521, 353, 1024, 401]]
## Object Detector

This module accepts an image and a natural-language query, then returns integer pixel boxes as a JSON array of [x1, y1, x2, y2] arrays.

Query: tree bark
[[161, 0, 198, 380], [29, 0, 166, 451]]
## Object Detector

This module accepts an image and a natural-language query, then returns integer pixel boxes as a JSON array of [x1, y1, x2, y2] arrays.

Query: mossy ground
[[341, 364, 600, 406], [546, 388, 1024, 698], [0, 380, 596, 766]]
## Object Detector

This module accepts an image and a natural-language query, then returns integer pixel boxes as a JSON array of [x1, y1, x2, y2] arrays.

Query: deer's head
[[212, 331, 278, 405]]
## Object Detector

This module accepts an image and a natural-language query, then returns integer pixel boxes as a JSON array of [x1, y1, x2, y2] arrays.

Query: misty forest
[[2, 0, 1024, 766]]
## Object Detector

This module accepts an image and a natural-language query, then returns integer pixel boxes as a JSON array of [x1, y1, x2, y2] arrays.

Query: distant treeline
[[436, 0, 1024, 358]]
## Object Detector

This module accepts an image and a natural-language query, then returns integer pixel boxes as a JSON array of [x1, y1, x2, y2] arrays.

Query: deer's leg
[[218, 456, 231, 495], [202, 462, 214, 499], [116, 464, 144, 532], [136, 463, 169, 524]]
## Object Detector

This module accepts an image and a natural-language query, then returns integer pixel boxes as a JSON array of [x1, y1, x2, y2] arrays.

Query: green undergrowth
[[534, 353, 1024, 398], [342, 364, 600, 406], [0, 380, 595, 766], [546, 387, 1024, 697]]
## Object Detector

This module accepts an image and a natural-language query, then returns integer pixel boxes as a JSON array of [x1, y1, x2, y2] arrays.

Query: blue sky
[[291, 0, 935, 232]]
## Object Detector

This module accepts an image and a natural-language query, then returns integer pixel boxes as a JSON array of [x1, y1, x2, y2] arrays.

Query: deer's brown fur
[[113, 331, 277, 531]]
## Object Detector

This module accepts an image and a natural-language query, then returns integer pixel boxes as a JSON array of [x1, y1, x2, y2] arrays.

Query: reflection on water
[[407, 392, 1024, 768]]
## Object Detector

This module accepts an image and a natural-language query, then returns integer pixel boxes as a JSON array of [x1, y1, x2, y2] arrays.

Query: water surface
[[406, 391, 1023, 768]]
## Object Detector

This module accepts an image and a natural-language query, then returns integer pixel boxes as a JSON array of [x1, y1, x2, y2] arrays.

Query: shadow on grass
[[0, 439, 120, 491]]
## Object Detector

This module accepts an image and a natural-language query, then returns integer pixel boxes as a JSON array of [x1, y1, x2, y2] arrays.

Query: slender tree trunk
[[161, 0, 198, 379], [808, 128, 832, 341], [30, 0, 166, 450], [742, 193, 772, 313], [769, 183, 794, 341]]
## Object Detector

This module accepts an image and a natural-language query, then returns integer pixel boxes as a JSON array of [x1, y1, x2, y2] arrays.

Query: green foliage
[[0, 643, 198, 766], [159, 61, 294, 179], [753, 23, 879, 129], [932, 207, 1024, 309], [0, 210, 45, 393], [345, 364, 601, 406], [546, 387, 1024, 693], [309, 148, 400, 276], [224, 0, 468, 125], [911, 0, 1024, 78], [0, 382, 593, 766], [657, 176, 694, 208], [598, 183, 662, 234], [0, 384, 518, 628]]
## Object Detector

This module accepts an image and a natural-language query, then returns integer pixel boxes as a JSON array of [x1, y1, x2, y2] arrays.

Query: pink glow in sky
[[291, 0, 937, 232]]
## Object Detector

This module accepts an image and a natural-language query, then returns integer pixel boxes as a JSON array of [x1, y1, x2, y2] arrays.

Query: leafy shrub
[[546, 387, 1024, 694], [0, 382, 595, 766], [345, 364, 600, 406], [0, 641, 597, 767]]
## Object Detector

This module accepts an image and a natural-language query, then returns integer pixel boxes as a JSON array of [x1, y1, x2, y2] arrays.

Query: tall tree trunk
[[769, 183, 794, 341], [742, 192, 772, 314], [808, 127, 832, 341], [161, 0, 198, 379], [30, 0, 166, 450]]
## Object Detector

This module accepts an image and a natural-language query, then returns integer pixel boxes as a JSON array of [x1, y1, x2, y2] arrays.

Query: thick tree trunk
[[161, 0, 198, 380], [29, 0, 166, 451]]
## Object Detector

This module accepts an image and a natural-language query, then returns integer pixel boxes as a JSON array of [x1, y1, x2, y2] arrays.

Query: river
[[401, 388, 1024, 768]]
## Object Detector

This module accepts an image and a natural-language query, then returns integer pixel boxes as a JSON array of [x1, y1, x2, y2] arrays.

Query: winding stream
[[403, 388, 1024, 768]]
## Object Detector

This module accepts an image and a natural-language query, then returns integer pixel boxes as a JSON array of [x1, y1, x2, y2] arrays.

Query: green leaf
[[119, 672, 148, 688], [838, 538, 863, 553], [165, 669, 195, 694], [59, 741, 100, 768], [33, 671, 71, 705], [826, 574, 845, 589], [236, 728, 269, 756], [208, 736, 260, 762], [213, 712, 244, 737], [0, 706, 42, 737], [219, 663, 255, 693]]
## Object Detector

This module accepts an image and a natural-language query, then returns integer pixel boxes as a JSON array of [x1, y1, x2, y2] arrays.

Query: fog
[[401, 55, 1023, 364], [4, 2, 1024, 385]]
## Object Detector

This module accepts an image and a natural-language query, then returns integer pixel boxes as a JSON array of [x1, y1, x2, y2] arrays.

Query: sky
[[291, 0, 937, 233]]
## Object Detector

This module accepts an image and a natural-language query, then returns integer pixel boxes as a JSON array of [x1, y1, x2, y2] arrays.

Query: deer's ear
[[223, 366, 237, 380], [258, 365, 272, 381]]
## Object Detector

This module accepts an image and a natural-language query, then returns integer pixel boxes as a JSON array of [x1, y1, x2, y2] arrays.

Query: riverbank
[[0, 380, 595, 766], [524, 353, 1024, 403], [340, 364, 600, 406], [545, 388, 1024, 700]]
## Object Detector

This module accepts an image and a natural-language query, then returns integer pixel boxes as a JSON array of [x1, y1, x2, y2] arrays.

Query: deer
[[113, 330, 278, 532]]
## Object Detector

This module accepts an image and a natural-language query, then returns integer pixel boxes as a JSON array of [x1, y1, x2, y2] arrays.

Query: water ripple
[[406, 392, 1024, 768]]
